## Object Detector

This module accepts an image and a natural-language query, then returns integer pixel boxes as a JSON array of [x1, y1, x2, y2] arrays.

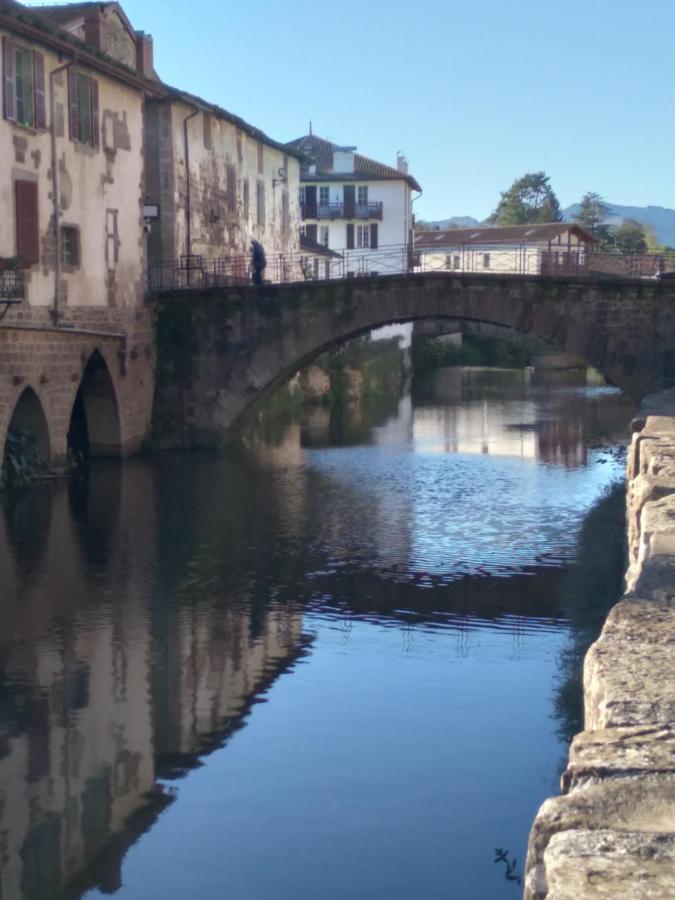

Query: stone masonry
[[524, 389, 675, 899], [153, 271, 675, 447], [0, 303, 155, 466]]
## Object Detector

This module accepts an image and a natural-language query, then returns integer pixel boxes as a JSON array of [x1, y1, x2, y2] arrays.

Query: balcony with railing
[[301, 202, 383, 221], [0, 270, 24, 319]]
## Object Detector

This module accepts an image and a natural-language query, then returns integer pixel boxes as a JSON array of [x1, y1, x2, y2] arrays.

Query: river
[[0, 366, 634, 900]]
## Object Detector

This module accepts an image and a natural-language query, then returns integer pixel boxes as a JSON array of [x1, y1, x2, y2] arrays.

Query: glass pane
[[78, 74, 92, 145]]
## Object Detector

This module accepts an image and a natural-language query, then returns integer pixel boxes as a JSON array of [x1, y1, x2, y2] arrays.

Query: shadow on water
[[552, 482, 627, 744]]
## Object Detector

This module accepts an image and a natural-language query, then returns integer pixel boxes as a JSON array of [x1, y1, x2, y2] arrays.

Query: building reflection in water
[[0, 463, 306, 900]]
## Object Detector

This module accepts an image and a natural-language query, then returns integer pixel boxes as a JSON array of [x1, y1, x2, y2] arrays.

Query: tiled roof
[[300, 234, 342, 258], [285, 134, 422, 192], [27, 2, 104, 23], [415, 223, 597, 248]]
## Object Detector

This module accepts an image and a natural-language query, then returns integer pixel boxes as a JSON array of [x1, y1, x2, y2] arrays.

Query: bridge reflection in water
[[0, 465, 307, 900]]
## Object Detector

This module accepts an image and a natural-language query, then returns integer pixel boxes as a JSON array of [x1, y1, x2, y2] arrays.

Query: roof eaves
[[164, 85, 303, 159]]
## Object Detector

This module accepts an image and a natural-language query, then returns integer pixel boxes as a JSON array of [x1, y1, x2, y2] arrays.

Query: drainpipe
[[183, 107, 199, 281], [50, 57, 76, 326]]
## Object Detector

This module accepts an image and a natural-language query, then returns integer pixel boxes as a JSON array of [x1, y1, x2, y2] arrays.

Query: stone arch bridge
[[153, 271, 675, 447]]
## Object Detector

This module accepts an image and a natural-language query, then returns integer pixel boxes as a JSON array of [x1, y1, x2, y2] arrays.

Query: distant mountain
[[418, 216, 481, 230], [563, 204, 675, 247]]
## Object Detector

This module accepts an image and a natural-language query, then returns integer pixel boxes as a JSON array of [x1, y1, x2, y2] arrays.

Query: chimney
[[397, 153, 409, 175], [83, 8, 105, 50], [136, 31, 155, 79]]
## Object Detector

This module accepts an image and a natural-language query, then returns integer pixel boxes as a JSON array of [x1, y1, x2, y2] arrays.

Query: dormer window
[[2, 37, 46, 129]]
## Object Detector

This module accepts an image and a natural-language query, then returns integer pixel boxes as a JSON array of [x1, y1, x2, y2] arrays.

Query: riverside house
[[285, 131, 422, 276], [415, 223, 597, 276]]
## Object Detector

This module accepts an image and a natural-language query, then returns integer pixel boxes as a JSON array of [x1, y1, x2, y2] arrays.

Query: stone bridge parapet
[[153, 271, 675, 447], [524, 390, 675, 899]]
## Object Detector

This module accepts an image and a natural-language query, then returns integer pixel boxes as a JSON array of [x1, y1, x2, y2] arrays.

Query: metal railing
[[148, 245, 675, 293], [301, 202, 384, 221]]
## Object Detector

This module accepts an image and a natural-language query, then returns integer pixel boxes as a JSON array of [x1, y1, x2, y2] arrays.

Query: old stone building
[[0, 0, 159, 470], [0, 0, 303, 476], [144, 89, 302, 286]]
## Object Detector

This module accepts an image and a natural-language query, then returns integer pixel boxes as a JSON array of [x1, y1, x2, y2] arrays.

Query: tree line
[[419, 172, 673, 255]]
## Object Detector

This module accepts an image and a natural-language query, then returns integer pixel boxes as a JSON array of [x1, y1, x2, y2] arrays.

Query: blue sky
[[58, 0, 675, 221]]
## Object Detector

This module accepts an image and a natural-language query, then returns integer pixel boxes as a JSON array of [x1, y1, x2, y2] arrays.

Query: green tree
[[612, 218, 648, 254], [573, 192, 612, 247], [487, 172, 563, 225]]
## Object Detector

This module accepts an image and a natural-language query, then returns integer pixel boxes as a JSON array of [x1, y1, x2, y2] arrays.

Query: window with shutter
[[346, 223, 354, 250], [306, 224, 317, 242], [243, 179, 250, 219], [69, 70, 100, 148], [3, 39, 45, 128], [15, 179, 39, 266], [370, 223, 378, 250], [3, 36, 16, 122], [227, 164, 237, 214]]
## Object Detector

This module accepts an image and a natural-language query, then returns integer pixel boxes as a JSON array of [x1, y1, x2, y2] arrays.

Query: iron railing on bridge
[[148, 245, 675, 293]]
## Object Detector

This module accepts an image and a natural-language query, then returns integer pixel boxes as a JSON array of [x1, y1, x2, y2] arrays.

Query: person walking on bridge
[[251, 240, 266, 286]]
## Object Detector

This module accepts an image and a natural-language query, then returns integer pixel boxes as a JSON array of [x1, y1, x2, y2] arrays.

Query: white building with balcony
[[285, 132, 421, 276]]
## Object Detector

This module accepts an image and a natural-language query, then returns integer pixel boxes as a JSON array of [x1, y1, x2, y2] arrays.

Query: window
[[68, 69, 99, 148], [15, 179, 39, 265], [226, 164, 236, 214], [243, 179, 250, 219], [299, 226, 306, 237], [482, 253, 490, 269], [299, 186, 306, 205], [445, 254, 452, 270], [257, 144, 264, 175], [61, 225, 80, 267], [357, 185, 368, 206], [320, 226, 329, 247], [105, 209, 118, 269], [3, 38, 46, 128], [453, 255, 461, 269], [357, 225, 369, 249], [282, 190, 290, 239], [203, 113, 212, 150], [256, 179, 265, 227], [319, 186, 329, 206]]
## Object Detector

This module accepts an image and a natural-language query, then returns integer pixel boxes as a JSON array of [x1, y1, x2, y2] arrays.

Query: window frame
[[320, 226, 329, 247], [3, 37, 46, 129], [356, 225, 370, 249], [68, 68, 100, 149], [60, 224, 81, 269]]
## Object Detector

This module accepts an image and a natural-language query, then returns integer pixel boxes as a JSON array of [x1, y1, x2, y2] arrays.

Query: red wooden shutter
[[346, 223, 354, 250], [15, 180, 39, 265], [90, 78, 99, 149], [3, 36, 16, 121], [33, 51, 46, 129], [370, 223, 378, 249], [68, 68, 79, 140]]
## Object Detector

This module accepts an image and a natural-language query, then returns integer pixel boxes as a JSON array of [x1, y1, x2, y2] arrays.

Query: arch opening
[[68, 351, 122, 461], [2, 387, 51, 487]]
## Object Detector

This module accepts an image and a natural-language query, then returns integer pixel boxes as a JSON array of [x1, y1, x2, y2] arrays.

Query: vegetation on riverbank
[[0, 428, 49, 491], [412, 333, 537, 375]]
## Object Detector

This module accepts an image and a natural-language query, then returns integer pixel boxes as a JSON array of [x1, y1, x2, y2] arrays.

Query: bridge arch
[[153, 273, 675, 446], [1, 386, 52, 478], [68, 349, 122, 459]]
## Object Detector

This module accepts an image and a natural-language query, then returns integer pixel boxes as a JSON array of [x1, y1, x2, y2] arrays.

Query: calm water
[[0, 368, 634, 900]]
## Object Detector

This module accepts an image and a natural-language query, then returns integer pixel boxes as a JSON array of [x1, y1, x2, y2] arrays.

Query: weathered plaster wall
[[0, 27, 146, 311], [144, 98, 301, 264], [524, 391, 675, 899]]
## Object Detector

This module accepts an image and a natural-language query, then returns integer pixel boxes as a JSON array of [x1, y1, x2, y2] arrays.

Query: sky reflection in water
[[0, 368, 634, 900]]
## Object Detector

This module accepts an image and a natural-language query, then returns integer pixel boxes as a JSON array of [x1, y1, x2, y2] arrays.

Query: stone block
[[543, 830, 675, 899], [563, 726, 675, 791]]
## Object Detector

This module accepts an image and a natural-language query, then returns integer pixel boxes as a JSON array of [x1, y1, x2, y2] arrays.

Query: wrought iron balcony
[[0, 269, 24, 300], [301, 202, 383, 221]]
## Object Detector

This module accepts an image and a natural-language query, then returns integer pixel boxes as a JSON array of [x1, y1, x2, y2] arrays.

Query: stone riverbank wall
[[524, 389, 675, 899]]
